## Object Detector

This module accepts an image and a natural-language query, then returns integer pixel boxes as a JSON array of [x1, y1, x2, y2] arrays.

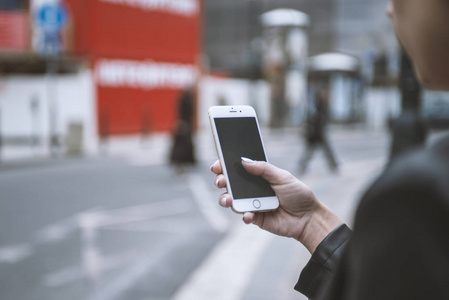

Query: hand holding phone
[[210, 155, 343, 254], [208, 105, 279, 213]]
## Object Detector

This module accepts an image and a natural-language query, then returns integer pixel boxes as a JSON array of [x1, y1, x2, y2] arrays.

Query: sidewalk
[[0, 124, 384, 159], [0, 124, 382, 169]]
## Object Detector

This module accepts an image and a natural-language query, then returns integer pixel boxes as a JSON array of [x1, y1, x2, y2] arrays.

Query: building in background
[[66, 0, 201, 135], [0, 0, 201, 156], [1, 0, 447, 159], [203, 0, 396, 77], [0, 0, 80, 74], [202, 0, 402, 125], [0, 6, 28, 53]]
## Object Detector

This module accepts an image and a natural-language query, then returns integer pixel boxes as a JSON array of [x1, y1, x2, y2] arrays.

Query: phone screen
[[214, 117, 276, 200]]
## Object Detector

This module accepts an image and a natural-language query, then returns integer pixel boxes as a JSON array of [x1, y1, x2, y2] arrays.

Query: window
[[0, 0, 28, 10]]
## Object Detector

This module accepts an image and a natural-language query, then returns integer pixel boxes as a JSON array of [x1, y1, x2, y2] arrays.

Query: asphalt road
[[0, 126, 391, 300]]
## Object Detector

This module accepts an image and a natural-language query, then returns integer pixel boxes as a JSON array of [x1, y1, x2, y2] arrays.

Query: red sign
[[95, 58, 198, 133], [64, 0, 201, 134], [0, 11, 29, 51]]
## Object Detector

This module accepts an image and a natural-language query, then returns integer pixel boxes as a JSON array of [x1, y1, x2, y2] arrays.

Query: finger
[[218, 193, 232, 207], [242, 212, 256, 224], [241, 157, 292, 185], [210, 160, 222, 175], [214, 174, 227, 189]]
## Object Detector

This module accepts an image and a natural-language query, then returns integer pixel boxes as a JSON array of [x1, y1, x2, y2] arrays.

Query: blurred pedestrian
[[299, 88, 338, 174], [211, 0, 449, 299], [169, 85, 196, 173], [269, 65, 288, 128]]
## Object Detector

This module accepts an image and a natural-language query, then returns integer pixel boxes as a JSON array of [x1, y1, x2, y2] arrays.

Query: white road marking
[[42, 246, 152, 288], [186, 173, 230, 232], [77, 198, 191, 229], [0, 197, 194, 285], [77, 198, 192, 284], [0, 243, 32, 264], [171, 222, 273, 300], [0, 208, 101, 265], [34, 207, 102, 244], [101, 218, 206, 234], [41, 198, 194, 287], [42, 265, 84, 288], [35, 219, 79, 243], [89, 237, 182, 300]]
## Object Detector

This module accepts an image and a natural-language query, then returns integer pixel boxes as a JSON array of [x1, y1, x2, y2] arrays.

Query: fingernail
[[210, 163, 214, 171], [241, 157, 255, 164], [220, 196, 227, 206], [215, 178, 220, 187]]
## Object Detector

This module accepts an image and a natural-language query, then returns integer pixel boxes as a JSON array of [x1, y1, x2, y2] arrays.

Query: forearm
[[298, 202, 343, 254]]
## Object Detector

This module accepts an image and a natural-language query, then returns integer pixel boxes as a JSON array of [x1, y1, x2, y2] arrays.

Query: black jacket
[[296, 133, 449, 299]]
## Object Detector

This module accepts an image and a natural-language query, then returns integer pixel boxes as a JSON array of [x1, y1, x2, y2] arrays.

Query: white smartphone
[[208, 105, 279, 213]]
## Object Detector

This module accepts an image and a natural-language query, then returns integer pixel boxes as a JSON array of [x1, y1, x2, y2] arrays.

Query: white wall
[[0, 72, 397, 160], [0, 73, 271, 158], [0, 70, 97, 155]]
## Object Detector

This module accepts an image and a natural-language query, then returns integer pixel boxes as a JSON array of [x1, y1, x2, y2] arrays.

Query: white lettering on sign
[[95, 59, 198, 90], [99, 0, 199, 17]]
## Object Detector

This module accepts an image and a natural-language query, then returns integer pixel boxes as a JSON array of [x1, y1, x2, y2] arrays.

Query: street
[[0, 126, 390, 300]]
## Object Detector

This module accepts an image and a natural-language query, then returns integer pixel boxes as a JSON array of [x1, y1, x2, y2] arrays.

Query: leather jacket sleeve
[[294, 224, 352, 299]]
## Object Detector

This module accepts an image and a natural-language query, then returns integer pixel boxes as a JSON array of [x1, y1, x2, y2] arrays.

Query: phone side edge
[[208, 111, 235, 204]]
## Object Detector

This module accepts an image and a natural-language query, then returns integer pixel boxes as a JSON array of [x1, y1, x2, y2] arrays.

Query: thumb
[[241, 157, 289, 185]]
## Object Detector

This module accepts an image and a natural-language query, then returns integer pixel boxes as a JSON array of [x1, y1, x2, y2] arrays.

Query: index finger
[[210, 160, 222, 175]]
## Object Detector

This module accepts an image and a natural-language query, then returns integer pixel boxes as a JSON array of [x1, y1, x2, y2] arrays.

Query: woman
[[211, 1, 449, 299], [169, 86, 196, 172]]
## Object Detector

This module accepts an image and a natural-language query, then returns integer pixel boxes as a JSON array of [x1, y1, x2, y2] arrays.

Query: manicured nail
[[241, 157, 255, 164], [220, 196, 227, 206]]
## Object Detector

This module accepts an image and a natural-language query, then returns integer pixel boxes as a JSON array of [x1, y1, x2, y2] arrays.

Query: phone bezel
[[208, 105, 279, 213]]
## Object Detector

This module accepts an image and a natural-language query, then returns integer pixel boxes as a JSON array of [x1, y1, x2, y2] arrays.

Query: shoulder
[[367, 135, 449, 199], [356, 134, 449, 226], [337, 133, 449, 300]]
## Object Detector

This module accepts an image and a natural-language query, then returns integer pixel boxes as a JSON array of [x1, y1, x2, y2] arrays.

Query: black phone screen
[[214, 117, 276, 200]]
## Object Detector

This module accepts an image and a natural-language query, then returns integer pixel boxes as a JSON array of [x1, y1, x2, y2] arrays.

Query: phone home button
[[253, 199, 261, 209]]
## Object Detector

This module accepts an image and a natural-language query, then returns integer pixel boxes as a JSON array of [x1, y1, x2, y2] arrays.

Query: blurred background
[[0, 0, 448, 300]]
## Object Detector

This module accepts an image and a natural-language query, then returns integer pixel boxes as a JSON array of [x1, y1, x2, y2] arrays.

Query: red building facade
[[0, 10, 29, 51], [65, 0, 201, 134]]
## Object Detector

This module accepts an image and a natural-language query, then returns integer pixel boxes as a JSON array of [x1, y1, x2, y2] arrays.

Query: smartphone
[[208, 105, 279, 213]]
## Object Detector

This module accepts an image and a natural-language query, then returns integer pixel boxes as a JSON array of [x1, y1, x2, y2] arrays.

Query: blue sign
[[33, 2, 69, 56], [35, 2, 67, 31]]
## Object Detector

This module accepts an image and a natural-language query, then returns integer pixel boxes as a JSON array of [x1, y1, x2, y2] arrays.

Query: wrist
[[297, 203, 343, 254]]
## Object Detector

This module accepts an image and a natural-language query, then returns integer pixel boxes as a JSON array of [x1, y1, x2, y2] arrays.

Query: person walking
[[299, 88, 338, 174], [169, 85, 196, 173]]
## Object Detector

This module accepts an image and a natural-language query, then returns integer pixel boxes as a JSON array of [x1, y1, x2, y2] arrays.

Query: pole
[[100, 108, 109, 154], [47, 57, 59, 156], [30, 95, 40, 152], [0, 109, 2, 163]]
